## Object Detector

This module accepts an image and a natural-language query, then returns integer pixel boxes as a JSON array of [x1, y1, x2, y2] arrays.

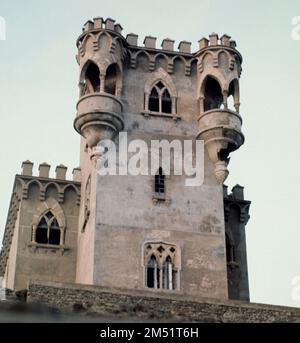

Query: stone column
[[199, 96, 204, 114], [171, 97, 176, 114], [59, 227, 65, 246], [144, 92, 149, 112], [154, 263, 158, 289], [100, 74, 105, 93], [223, 90, 228, 109], [168, 262, 172, 290]]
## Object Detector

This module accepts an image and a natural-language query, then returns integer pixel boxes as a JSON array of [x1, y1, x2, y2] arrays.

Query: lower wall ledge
[[23, 281, 300, 323]]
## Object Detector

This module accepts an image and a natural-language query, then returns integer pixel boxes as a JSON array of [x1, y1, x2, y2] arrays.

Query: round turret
[[73, 18, 126, 149], [196, 33, 244, 183]]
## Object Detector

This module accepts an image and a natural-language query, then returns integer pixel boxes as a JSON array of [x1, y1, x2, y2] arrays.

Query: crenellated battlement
[[77, 17, 240, 58], [21, 160, 81, 182], [82, 17, 123, 35]]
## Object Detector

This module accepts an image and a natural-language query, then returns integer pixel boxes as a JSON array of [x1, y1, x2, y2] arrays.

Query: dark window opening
[[156, 81, 165, 90], [49, 218, 61, 245], [203, 76, 223, 111], [228, 81, 235, 97], [35, 211, 61, 246], [149, 87, 159, 112], [85, 62, 100, 93], [147, 82, 173, 114], [155, 167, 165, 194], [36, 217, 48, 244], [227, 80, 236, 111], [162, 89, 172, 113], [146, 255, 159, 288], [105, 64, 118, 95]]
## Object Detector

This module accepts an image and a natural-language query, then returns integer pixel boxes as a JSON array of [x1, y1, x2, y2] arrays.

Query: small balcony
[[74, 93, 124, 148], [197, 108, 244, 149]]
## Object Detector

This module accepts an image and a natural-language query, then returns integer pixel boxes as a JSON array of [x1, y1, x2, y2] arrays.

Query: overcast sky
[[0, 0, 299, 307]]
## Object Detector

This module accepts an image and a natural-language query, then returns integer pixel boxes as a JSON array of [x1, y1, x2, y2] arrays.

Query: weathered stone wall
[[75, 52, 229, 299], [4, 203, 21, 289], [4, 174, 81, 291], [27, 282, 300, 323], [76, 137, 96, 285]]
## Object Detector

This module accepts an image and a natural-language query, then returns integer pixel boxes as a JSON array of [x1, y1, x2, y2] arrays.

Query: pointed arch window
[[149, 87, 159, 112], [35, 211, 61, 246], [80, 62, 100, 96], [202, 76, 223, 112], [146, 255, 160, 289], [148, 81, 173, 114], [105, 63, 118, 95], [162, 89, 172, 114], [144, 243, 180, 291]]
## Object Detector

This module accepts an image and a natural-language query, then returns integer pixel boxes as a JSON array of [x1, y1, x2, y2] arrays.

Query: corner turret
[[196, 33, 244, 183]]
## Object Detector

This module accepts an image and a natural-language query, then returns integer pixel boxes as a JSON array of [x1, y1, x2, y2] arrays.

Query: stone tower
[[74, 17, 250, 300], [0, 17, 250, 302]]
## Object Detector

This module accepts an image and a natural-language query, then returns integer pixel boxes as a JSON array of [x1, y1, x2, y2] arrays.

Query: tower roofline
[[76, 16, 242, 62]]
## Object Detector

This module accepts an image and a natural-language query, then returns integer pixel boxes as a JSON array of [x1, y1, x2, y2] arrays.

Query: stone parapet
[[27, 282, 300, 323]]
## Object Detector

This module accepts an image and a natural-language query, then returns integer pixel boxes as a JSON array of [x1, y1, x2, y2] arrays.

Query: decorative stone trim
[[141, 110, 180, 120], [28, 243, 70, 256], [224, 200, 251, 224], [152, 194, 171, 205], [19, 176, 81, 205]]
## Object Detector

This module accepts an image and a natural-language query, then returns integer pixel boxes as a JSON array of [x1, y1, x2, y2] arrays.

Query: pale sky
[[0, 0, 299, 307]]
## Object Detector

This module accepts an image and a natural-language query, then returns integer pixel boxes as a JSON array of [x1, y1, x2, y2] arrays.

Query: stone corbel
[[58, 191, 64, 203], [239, 204, 250, 224], [224, 204, 231, 222], [167, 62, 173, 74], [22, 186, 28, 199], [39, 189, 46, 201], [185, 64, 191, 76], [149, 59, 155, 71]]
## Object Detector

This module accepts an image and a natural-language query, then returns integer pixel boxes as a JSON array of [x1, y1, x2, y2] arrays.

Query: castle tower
[[0, 162, 80, 290], [74, 18, 250, 300]]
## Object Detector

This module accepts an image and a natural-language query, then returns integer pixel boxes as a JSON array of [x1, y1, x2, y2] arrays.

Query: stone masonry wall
[[27, 281, 300, 323]]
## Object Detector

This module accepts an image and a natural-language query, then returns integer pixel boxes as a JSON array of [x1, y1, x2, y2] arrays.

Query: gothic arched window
[[146, 255, 160, 289], [148, 82, 172, 114], [155, 167, 165, 195], [149, 87, 159, 112], [105, 63, 117, 95], [35, 211, 61, 245], [83, 62, 100, 95], [144, 243, 179, 291], [203, 76, 223, 112]]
